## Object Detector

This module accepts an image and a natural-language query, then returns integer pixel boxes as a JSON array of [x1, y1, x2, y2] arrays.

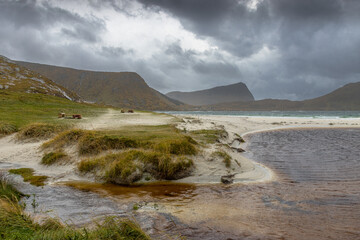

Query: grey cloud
[[1, 0, 360, 101], [137, 0, 360, 100], [0, 0, 105, 42]]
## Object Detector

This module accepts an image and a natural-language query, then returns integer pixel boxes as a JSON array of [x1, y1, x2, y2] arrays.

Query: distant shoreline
[[160, 110, 360, 119]]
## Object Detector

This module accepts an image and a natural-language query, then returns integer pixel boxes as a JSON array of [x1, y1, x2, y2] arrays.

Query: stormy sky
[[1, 0, 359, 100]]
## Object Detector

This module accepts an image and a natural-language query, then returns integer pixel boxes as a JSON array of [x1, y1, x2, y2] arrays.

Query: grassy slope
[[0, 56, 79, 101], [0, 91, 107, 129], [17, 61, 184, 110]]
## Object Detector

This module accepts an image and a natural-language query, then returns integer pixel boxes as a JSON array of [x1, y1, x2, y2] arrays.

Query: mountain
[[166, 82, 254, 106], [0, 56, 79, 101], [203, 82, 360, 111], [17, 61, 184, 110]]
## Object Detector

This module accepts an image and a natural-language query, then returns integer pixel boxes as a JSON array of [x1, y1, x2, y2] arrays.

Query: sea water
[[161, 110, 360, 118]]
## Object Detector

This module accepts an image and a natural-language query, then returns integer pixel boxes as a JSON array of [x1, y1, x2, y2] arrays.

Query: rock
[[231, 147, 245, 152], [221, 174, 235, 184], [234, 137, 245, 143]]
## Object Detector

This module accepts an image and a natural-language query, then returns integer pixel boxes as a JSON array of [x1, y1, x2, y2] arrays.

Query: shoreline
[[1, 111, 359, 186], [172, 114, 360, 185]]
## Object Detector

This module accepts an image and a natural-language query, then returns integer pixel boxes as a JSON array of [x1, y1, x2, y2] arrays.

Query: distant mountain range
[[17, 61, 184, 110], [0, 56, 79, 101], [3, 56, 358, 111], [203, 82, 360, 111], [166, 82, 254, 106]]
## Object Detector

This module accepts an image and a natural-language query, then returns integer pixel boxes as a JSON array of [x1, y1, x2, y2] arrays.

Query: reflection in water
[[67, 128, 360, 239]]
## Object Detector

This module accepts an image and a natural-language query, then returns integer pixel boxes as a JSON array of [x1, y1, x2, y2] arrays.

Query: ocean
[[161, 110, 360, 118]]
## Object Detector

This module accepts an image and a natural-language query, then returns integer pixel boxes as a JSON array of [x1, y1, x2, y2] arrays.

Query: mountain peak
[[166, 82, 254, 106]]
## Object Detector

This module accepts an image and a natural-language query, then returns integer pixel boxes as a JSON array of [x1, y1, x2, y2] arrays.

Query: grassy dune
[[43, 125, 197, 183]]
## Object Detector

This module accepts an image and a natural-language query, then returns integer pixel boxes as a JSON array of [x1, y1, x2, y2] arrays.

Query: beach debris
[[221, 174, 235, 184], [72, 114, 82, 119]]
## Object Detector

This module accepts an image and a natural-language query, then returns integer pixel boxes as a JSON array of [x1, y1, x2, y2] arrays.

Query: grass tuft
[[16, 123, 68, 140], [42, 129, 87, 149], [78, 134, 138, 155], [79, 150, 194, 183], [154, 139, 197, 155], [211, 151, 232, 168], [190, 129, 227, 144], [41, 151, 68, 165], [0, 178, 26, 202], [8, 168, 48, 186], [0, 122, 18, 135]]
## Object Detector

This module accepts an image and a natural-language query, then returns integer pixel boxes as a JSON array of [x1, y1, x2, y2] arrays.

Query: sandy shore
[[1, 109, 359, 185], [174, 114, 360, 184]]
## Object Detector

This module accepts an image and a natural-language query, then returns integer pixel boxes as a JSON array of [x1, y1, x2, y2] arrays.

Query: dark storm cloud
[[137, 0, 360, 100], [1, 0, 359, 100]]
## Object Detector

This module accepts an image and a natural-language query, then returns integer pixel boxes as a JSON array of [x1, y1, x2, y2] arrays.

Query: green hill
[[17, 61, 184, 110], [166, 82, 254, 106], [0, 91, 106, 129], [0, 56, 79, 101]]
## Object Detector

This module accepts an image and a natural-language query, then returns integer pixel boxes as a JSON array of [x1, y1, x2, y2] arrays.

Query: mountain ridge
[[166, 82, 254, 106], [0, 56, 80, 101], [16, 61, 185, 110], [201, 82, 360, 111]]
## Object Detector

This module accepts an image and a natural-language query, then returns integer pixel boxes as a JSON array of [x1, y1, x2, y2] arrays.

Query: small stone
[[221, 174, 235, 184]]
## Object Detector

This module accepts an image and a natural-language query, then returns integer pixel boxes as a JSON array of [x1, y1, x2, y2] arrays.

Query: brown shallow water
[[3, 128, 359, 239]]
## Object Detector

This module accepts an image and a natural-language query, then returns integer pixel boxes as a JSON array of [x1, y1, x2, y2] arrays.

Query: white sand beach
[[1, 109, 359, 185]]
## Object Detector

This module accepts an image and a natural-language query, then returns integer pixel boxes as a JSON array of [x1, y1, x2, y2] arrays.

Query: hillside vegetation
[[0, 56, 79, 101], [0, 91, 106, 134], [17, 61, 185, 110]]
